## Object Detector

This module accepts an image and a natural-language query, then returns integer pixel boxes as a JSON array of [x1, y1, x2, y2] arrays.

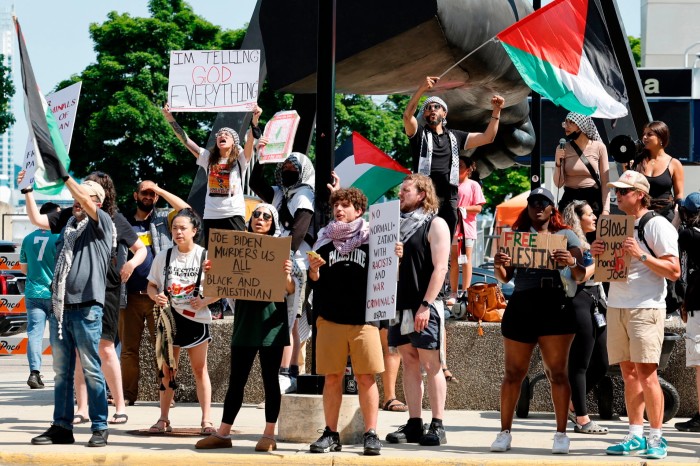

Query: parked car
[[457, 262, 514, 300], [0, 241, 27, 337]]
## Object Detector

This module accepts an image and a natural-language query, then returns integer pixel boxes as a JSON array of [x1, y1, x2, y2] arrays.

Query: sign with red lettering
[[366, 200, 400, 322], [168, 50, 260, 112], [0, 254, 22, 271], [0, 295, 26, 314], [594, 214, 634, 282], [258, 111, 301, 164], [498, 231, 567, 270]]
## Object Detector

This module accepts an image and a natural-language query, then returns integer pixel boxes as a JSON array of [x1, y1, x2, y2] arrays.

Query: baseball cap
[[81, 180, 106, 204], [527, 187, 556, 206], [607, 170, 650, 194], [683, 192, 700, 213]]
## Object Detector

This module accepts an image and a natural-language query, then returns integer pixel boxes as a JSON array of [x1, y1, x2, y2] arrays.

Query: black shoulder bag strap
[[636, 211, 658, 258], [569, 140, 602, 189], [163, 247, 173, 299], [192, 248, 206, 298]]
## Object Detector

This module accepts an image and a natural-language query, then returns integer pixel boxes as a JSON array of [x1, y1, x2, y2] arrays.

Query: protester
[[386, 174, 451, 447], [490, 187, 585, 455], [147, 208, 216, 434], [562, 200, 609, 434], [553, 112, 610, 218], [119, 180, 190, 406], [30, 178, 114, 447], [591, 170, 679, 459], [195, 204, 293, 451], [379, 327, 408, 412], [20, 202, 60, 390]]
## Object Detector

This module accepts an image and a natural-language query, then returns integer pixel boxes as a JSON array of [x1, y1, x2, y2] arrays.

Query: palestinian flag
[[335, 132, 411, 205], [496, 0, 628, 119], [14, 17, 70, 193]]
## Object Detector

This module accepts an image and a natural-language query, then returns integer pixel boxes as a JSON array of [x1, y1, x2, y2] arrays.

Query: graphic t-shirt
[[20, 229, 59, 299], [197, 148, 248, 219], [127, 217, 155, 294]]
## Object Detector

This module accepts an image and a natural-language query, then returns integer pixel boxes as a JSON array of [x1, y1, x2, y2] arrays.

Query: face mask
[[281, 171, 300, 187], [136, 198, 154, 213], [567, 131, 582, 141]]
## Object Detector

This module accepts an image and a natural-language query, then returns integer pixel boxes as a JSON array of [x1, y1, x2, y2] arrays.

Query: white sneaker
[[490, 430, 512, 452], [552, 432, 570, 454], [278, 374, 297, 394]]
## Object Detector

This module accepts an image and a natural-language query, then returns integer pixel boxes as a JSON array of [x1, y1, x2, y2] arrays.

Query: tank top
[[641, 160, 673, 199], [396, 220, 433, 310]]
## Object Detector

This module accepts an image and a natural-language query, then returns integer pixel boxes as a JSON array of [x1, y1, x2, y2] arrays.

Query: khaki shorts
[[315, 316, 384, 375], [607, 307, 664, 364]]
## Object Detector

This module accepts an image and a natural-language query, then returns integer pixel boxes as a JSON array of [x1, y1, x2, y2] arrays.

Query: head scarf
[[419, 96, 448, 115], [215, 127, 241, 146], [274, 152, 316, 195], [565, 112, 601, 141], [247, 203, 281, 237]]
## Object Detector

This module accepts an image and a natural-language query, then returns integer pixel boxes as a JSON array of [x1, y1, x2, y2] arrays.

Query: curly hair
[[402, 174, 439, 214], [330, 187, 368, 214], [85, 171, 117, 218], [562, 200, 590, 250], [172, 208, 203, 243]]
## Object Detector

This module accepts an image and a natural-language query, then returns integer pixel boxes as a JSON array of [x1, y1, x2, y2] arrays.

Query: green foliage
[[0, 54, 15, 135], [480, 165, 530, 213], [628, 36, 641, 67]]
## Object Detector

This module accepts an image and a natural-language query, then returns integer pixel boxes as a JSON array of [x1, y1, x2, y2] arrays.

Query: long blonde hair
[[403, 173, 439, 214], [562, 200, 590, 250]]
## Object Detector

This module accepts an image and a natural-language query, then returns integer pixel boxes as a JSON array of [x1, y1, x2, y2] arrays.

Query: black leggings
[[567, 286, 609, 416], [222, 345, 284, 425]]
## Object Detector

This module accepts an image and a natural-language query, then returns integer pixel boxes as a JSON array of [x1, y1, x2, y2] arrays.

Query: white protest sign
[[366, 200, 400, 322], [19, 82, 82, 191], [168, 50, 260, 112], [258, 110, 301, 164]]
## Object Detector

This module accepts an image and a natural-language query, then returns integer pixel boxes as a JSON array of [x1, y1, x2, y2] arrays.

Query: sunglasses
[[614, 187, 635, 196], [528, 199, 552, 208], [252, 210, 272, 221], [424, 103, 444, 112]]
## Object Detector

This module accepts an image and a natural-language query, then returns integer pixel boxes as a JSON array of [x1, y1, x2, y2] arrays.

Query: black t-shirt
[[679, 226, 700, 310], [126, 214, 155, 293], [409, 125, 468, 201], [312, 241, 369, 325]]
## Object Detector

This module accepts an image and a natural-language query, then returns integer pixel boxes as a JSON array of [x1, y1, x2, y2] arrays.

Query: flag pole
[[438, 37, 499, 79]]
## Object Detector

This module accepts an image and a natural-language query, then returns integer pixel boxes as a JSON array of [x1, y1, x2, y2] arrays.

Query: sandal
[[382, 398, 408, 412], [201, 421, 216, 435], [443, 368, 459, 383], [72, 414, 90, 425], [148, 418, 172, 433], [574, 420, 609, 434], [109, 413, 129, 425]]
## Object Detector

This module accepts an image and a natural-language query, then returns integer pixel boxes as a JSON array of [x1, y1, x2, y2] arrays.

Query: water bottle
[[343, 356, 358, 394]]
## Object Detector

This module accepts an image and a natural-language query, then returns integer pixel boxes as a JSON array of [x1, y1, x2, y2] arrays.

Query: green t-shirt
[[231, 299, 290, 347], [20, 229, 59, 299]]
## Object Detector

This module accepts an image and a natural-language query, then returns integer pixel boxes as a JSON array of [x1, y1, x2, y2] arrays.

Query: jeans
[[26, 298, 52, 372], [49, 304, 108, 431]]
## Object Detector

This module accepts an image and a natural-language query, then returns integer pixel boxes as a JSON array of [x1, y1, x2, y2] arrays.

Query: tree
[[628, 36, 641, 67], [0, 54, 15, 135]]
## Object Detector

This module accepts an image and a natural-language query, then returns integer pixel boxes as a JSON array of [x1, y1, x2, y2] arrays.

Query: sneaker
[[31, 425, 75, 445], [675, 412, 700, 432], [386, 420, 426, 444], [87, 429, 109, 447], [552, 432, 570, 454], [309, 426, 341, 453], [27, 371, 44, 389], [363, 429, 381, 456], [645, 435, 668, 460], [279, 374, 297, 394], [490, 430, 512, 452], [605, 434, 647, 456], [419, 422, 446, 446]]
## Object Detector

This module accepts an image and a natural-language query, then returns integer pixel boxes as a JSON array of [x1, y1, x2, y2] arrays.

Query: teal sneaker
[[605, 434, 647, 456], [645, 435, 668, 460]]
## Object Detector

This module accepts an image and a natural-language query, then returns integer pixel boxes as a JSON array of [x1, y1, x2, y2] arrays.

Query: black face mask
[[281, 171, 300, 187], [567, 131, 582, 142], [136, 198, 154, 213]]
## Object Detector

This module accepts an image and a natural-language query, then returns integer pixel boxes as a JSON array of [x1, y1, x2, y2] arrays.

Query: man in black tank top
[[386, 174, 451, 447]]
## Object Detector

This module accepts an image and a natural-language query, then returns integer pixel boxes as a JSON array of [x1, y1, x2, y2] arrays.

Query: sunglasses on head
[[615, 187, 635, 196], [252, 210, 272, 220], [528, 198, 552, 208], [424, 103, 444, 112]]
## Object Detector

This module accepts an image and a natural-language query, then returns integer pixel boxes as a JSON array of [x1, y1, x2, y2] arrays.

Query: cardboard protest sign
[[498, 231, 567, 270], [168, 50, 260, 112], [204, 229, 291, 302], [19, 82, 82, 191], [258, 110, 301, 164], [366, 200, 400, 322], [594, 214, 634, 282]]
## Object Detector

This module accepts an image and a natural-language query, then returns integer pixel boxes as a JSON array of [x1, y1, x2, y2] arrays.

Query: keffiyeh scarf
[[418, 127, 460, 188], [313, 218, 370, 256], [565, 112, 601, 141], [400, 207, 433, 243]]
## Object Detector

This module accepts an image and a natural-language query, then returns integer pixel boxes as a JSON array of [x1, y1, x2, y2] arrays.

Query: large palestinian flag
[[335, 132, 411, 205], [497, 0, 627, 119], [14, 17, 70, 193]]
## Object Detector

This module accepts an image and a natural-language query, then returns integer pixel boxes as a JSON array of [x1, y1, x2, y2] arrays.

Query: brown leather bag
[[467, 282, 507, 335]]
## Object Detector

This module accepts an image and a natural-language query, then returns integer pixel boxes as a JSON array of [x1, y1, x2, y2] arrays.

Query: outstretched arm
[[18, 170, 50, 230], [403, 76, 437, 138], [162, 103, 202, 158], [243, 104, 263, 163], [465, 95, 504, 149], [142, 180, 190, 212]]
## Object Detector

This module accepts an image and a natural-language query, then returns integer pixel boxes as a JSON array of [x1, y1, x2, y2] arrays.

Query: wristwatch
[[421, 300, 431, 308], [640, 254, 648, 262]]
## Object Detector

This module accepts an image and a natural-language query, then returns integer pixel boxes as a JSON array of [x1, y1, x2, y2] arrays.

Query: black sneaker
[[363, 429, 382, 456], [27, 371, 44, 389], [309, 426, 341, 453], [385, 419, 427, 444], [87, 429, 109, 447], [31, 425, 75, 445], [675, 412, 700, 432], [419, 422, 446, 446]]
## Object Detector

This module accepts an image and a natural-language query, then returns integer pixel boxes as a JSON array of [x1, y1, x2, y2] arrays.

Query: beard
[[425, 114, 441, 127], [136, 199, 154, 213]]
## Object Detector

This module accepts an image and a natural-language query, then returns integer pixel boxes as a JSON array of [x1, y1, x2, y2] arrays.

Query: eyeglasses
[[614, 187, 635, 196], [424, 103, 444, 112], [561, 120, 575, 128], [252, 210, 272, 220], [528, 199, 552, 208]]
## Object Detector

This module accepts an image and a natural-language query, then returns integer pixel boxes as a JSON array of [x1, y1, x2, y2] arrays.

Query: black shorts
[[101, 286, 120, 343], [501, 287, 575, 344], [387, 305, 441, 350], [172, 310, 211, 348]]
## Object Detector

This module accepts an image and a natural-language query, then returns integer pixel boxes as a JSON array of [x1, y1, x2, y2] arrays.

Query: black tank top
[[396, 219, 434, 311], [642, 161, 673, 199]]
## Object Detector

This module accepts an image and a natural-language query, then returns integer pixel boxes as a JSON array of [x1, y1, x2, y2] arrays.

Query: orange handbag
[[467, 282, 507, 335]]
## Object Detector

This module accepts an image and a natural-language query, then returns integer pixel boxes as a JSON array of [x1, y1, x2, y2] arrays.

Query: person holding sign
[[161, 103, 260, 244], [562, 201, 609, 435], [146, 208, 218, 435], [490, 187, 585, 455], [196, 204, 294, 452], [306, 188, 386, 456], [591, 171, 679, 459]]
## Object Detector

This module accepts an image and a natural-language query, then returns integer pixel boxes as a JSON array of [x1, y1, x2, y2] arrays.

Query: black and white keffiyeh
[[565, 112, 601, 141], [400, 207, 433, 243], [417, 128, 460, 188]]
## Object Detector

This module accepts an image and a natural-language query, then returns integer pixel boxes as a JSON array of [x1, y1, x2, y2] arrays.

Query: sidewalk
[[0, 356, 698, 465]]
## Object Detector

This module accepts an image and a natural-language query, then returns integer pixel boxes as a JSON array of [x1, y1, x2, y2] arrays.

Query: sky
[[4, 0, 641, 165]]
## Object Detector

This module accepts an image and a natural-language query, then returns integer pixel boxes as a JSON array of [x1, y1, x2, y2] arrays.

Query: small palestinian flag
[[335, 132, 411, 205], [497, 0, 628, 119], [14, 17, 70, 194]]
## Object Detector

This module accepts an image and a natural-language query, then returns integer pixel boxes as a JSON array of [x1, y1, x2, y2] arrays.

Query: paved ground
[[0, 355, 698, 465]]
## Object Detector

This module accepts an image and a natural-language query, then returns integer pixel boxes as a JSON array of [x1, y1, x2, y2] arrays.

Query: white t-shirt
[[148, 245, 211, 324], [197, 148, 248, 219], [608, 215, 678, 309], [271, 185, 315, 239]]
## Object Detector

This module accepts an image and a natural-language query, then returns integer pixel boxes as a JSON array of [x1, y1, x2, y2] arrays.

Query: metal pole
[[530, 0, 542, 190]]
